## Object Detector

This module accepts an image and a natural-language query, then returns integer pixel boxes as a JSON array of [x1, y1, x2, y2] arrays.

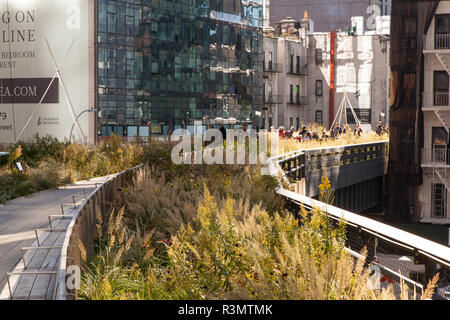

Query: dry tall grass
[[79, 161, 437, 300], [80, 184, 438, 300], [276, 130, 388, 155]]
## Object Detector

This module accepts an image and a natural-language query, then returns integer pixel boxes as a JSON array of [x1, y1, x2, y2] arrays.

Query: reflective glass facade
[[97, 0, 264, 136]]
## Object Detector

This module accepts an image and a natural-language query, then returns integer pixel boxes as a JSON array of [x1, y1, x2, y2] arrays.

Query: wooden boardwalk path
[[0, 176, 110, 300]]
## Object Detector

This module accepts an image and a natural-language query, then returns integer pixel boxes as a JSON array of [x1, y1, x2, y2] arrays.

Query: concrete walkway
[[0, 176, 110, 296]]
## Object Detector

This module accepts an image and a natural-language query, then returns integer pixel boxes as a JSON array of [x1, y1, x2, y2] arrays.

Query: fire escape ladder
[[433, 110, 450, 134], [434, 167, 450, 194], [435, 52, 450, 76]]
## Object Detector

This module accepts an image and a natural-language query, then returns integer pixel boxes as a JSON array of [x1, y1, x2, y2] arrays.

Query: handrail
[[269, 144, 449, 299], [276, 188, 450, 268], [54, 164, 144, 300], [270, 139, 389, 162]]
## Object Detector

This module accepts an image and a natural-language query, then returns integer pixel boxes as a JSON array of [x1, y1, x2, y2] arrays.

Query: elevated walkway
[[0, 176, 111, 300]]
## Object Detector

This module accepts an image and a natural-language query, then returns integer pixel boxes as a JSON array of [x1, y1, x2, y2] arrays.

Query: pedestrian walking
[[376, 121, 386, 136], [219, 124, 227, 142], [354, 124, 362, 136], [334, 123, 342, 136]]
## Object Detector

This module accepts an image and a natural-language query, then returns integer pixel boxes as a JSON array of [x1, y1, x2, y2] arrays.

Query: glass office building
[[97, 0, 264, 137]]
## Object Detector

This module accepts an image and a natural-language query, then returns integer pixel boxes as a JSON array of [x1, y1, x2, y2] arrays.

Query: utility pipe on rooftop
[[329, 31, 336, 129]]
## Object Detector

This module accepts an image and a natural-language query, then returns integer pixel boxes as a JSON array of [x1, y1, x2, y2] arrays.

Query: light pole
[[69, 108, 98, 144]]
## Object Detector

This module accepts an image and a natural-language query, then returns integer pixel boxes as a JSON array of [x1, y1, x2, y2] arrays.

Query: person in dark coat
[[376, 121, 386, 136], [219, 125, 227, 142], [354, 124, 362, 136], [301, 126, 307, 136], [334, 123, 343, 136]]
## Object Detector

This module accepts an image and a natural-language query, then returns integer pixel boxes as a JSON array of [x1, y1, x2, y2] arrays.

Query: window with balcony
[[433, 71, 449, 106], [432, 127, 448, 163], [435, 15, 450, 50]]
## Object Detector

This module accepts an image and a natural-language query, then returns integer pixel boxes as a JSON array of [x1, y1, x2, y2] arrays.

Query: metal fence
[[54, 164, 144, 300], [269, 151, 450, 300]]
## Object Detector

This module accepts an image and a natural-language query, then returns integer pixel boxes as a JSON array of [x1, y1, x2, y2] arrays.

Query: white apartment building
[[263, 14, 390, 131], [306, 27, 390, 131], [262, 18, 308, 129], [420, 1, 450, 224]]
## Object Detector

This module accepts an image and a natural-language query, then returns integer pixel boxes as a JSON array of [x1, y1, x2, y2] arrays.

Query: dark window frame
[[315, 48, 323, 64], [315, 110, 323, 124], [315, 80, 323, 96]]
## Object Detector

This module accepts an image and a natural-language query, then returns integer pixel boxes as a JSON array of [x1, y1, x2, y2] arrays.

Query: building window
[[289, 85, 293, 103], [289, 117, 293, 127], [435, 15, 450, 49], [432, 183, 447, 218], [296, 56, 300, 73], [268, 51, 273, 70], [289, 55, 294, 73], [315, 110, 323, 124], [315, 48, 323, 64], [315, 80, 323, 96], [435, 15, 450, 34], [296, 85, 300, 103], [434, 71, 449, 106], [296, 117, 300, 129], [432, 127, 448, 163]]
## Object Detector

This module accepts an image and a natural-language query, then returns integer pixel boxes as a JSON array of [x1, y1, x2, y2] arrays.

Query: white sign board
[[0, 0, 89, 143]]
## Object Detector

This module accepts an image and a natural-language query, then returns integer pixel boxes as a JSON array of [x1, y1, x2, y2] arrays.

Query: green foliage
[[0, 135, 145, 203], [13, 135, 65, 167]]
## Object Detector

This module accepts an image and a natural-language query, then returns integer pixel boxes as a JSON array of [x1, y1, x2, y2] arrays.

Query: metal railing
[[425, 33, 450, 51], [55, 164, 144, 300], [435, 34, 450, 50], [269, 148, 450, 300], [423, 92, 450, 108], [422, 148, 450, 166]]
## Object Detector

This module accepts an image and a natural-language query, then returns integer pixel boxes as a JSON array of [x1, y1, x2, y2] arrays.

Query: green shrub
[[0, 134, 146, 202]]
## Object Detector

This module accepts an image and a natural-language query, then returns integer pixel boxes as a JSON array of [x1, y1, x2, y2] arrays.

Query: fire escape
[[423, 32, 450, 220]]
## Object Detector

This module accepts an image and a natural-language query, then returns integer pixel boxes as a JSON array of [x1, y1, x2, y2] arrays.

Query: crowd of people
[[277, 121, 388, 142]]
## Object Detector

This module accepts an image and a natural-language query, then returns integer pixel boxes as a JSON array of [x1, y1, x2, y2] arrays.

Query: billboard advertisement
[[0, 0, 90, 143]]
